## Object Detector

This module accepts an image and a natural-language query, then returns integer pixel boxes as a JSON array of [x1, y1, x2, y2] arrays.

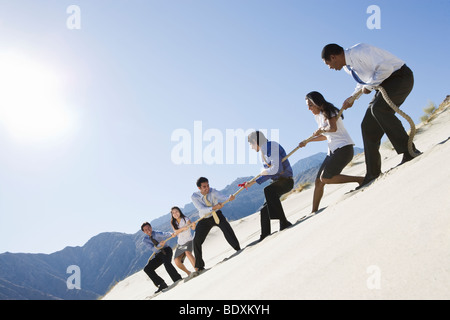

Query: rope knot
[[238, 183, 248, 190]]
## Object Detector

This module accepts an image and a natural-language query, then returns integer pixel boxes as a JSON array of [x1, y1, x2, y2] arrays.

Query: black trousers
[[193, 210, 240, 269], [143, 247, 182, 287], [362, 64, 414, 179], [260, 177, 294, 237]]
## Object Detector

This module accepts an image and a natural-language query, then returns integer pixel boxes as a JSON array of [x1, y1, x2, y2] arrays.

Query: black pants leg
[[260, 205, 271, 237], [193, 211, 240, 269], [143, 247, 181, 286], [216, 211, 241, 251], [260, 177, 294, 237], [193, 217, 215, 270], [361, 65, 414, 179]]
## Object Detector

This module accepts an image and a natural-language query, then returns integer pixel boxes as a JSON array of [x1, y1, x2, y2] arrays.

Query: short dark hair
[[196, 177, 209, 187], [248, 131, 267, 146], [140, 222, 151, 231], [321, 44, 344, 61]]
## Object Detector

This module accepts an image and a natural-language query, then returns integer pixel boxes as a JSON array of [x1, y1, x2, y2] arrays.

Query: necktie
[[150, 236, 159, 246], [150, 236, 165, 254], [203, 194, 220, 224], [347, 65, 367, 85]]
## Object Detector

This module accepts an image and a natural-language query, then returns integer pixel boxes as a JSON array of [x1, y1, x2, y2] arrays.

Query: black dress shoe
[[399, 144, 421, 165], [399, 149, 421, 165], [355, 175, 379, 190], [258, 234, 269, 242], [154, 282, 168, 294], [280, 220, 292, 231], [399, 152, 413, 165]]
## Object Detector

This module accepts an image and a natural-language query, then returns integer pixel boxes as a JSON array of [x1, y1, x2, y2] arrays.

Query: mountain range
[[0, 148, 362, 300]]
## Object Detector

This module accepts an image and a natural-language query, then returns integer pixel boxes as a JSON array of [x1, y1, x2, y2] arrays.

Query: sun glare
[[0, 52, 75, 143]]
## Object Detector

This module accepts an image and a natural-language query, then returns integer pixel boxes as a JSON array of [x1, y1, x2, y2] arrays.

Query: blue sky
[[0, 0, 449, 253]]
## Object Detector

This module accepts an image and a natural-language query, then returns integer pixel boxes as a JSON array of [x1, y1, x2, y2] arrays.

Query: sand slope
[[103, 104, 450, 300]]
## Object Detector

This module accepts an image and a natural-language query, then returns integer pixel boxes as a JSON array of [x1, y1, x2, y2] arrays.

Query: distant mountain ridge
[[0, 232, 150, 300], [0, 149, 361, 300]]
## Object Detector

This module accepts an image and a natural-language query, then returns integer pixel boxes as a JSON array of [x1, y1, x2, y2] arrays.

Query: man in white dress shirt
[[321, 43, 419, 187]]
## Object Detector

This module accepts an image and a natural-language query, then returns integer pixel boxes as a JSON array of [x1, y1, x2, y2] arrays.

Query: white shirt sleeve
[[191, 188, 228, 218], [345, 43, 405, 92], [191, 192, 211, 218]]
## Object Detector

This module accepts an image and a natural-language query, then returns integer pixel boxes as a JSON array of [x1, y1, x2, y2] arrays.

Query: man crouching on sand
[[141, 222, 182, 294]]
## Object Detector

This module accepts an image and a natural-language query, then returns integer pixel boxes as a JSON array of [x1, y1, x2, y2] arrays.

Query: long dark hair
[[170, 206, 188, 230], [305, 91, 343, 120]]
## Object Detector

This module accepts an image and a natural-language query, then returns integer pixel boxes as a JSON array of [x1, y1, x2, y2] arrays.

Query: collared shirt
[[173, 217, 194, 245], [142, 230, 172, 258], [344, 43, 405, 93], [191, 188, 229, 218], [256, 141, 293, 185]]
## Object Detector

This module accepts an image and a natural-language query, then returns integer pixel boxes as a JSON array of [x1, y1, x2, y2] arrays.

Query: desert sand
[[103, 102, 450, 300]]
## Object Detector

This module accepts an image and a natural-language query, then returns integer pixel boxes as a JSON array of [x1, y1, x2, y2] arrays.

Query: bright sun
[[0, 52, 75, 143]]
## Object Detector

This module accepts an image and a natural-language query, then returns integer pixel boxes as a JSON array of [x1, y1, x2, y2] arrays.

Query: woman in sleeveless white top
[[170, 207, 196, 276], [299, 91, 364, 213]]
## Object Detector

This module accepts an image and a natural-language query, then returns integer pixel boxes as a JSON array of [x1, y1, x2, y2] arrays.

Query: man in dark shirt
[[244, 131, 294, 241]]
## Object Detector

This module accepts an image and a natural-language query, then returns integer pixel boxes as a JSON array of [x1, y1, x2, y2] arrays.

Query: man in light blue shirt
[[322, 43, 419, 187], [141, 222, 182, 293], [191, 185, 234, 219], [191, 177, 240, 272]]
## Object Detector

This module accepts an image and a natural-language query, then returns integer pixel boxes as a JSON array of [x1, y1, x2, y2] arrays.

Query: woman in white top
[[299, 91, 364, 213], [170, 206, 196, 276]]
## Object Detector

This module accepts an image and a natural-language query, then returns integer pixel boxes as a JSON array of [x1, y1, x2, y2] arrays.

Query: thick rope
[[148, 181, 255, 260], [375, 85, 420, 158], [296, 89, 363, 148]]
